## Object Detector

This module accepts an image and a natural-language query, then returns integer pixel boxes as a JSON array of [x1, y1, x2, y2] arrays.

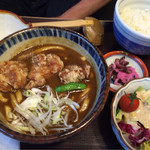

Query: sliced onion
[[11, 86, 80, 135]]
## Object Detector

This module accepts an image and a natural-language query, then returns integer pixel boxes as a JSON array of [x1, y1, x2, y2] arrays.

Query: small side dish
[[104, 51, 149, 92], [116, 86, 150, 149]]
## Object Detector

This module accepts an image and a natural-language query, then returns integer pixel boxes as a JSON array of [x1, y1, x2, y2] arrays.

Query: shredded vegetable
[[10, 86, 80, 135]]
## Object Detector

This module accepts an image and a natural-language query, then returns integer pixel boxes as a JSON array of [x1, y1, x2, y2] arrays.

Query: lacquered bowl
[[0, 27, 110, 143], [111, 77, 150, 149], [113, 0, 150, 55]]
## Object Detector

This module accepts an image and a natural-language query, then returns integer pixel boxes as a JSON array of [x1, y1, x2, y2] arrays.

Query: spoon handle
[[31, 19, 94, 27]]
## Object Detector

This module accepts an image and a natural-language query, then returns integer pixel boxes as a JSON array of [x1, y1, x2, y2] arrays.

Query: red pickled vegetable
[[109, 56, 139, 85]]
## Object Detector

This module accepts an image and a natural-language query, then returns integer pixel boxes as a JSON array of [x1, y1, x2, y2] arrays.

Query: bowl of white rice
[[113, 0, 150, 55]]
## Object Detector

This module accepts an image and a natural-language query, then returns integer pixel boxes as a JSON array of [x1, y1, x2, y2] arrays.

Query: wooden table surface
[[20, 17, 150, 150]]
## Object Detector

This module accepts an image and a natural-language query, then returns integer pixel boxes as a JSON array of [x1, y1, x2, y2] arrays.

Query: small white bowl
[[0, 10, 29, 41], [111, 77, 150, 149], [104, 51, 149, 92], [113, 0, 150, 55]]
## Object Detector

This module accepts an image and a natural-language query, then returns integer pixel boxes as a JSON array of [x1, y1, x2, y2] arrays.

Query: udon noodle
[[0, 44, 97, 135]]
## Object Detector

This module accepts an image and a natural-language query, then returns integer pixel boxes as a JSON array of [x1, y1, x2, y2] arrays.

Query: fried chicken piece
[[0, 61, 28, 92], [25, 53, 64, 89], [59, 64, 91, 84]]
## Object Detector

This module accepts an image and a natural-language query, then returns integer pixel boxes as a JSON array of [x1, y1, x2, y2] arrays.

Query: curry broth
[[1, 44, 97, 134]]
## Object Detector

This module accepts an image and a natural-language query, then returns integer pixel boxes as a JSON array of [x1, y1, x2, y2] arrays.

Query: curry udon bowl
[[0, 27, 110, 143]]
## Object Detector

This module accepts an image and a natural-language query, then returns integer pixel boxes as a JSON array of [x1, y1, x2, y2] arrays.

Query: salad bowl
[[111, 77, 150, 149]]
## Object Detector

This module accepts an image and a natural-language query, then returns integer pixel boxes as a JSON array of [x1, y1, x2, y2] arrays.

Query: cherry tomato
[[119, 92, 140, 112]]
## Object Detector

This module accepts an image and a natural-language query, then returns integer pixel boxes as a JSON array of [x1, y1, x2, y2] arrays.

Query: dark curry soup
[[0, 44, 97, 135]]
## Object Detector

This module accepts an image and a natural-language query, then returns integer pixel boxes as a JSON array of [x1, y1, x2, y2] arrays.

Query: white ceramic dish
[[104, 51, 149, 92], [0, 10, 29, 41]]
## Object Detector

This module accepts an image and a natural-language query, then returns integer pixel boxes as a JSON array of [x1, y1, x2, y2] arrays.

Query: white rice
[[119, 7, 150, 36]]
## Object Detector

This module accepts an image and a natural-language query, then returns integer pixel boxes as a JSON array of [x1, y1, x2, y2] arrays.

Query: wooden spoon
[[31, 17, 104, 45]]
